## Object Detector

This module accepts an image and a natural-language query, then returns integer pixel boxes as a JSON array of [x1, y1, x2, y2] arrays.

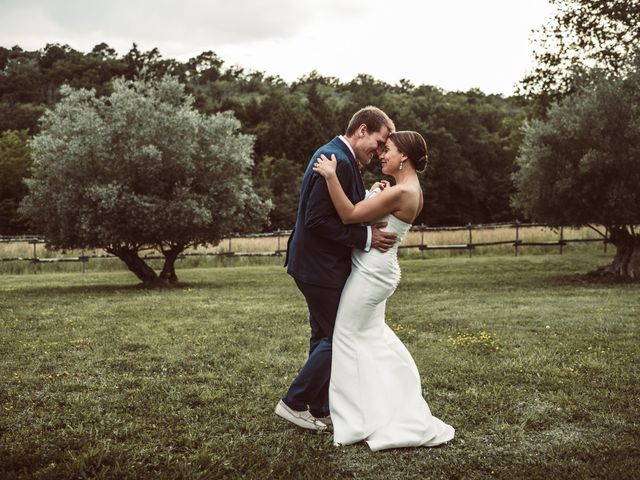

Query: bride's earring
[[399, 161, 404, 171]]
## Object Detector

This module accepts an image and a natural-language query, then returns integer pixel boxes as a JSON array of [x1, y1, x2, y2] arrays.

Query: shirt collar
[[338, 135, 356, 161]]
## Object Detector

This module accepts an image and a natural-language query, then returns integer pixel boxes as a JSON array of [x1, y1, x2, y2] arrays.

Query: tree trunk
[[591, 227, 640, 280], [159, 245, 184, 284], [107, 245, 158, 284]]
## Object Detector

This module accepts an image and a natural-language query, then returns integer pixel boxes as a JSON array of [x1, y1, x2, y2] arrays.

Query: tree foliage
[[1, 42, 527, 230], [513, 65, 640, 278], [520, 0, 640, 104], [0, 129, 31, 234], [20, 76, 270, 284]]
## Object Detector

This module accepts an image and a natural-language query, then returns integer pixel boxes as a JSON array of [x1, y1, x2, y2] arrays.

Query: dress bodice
[[362, 187, 413, 245], [351, 210, 412, 286], [379, 213, 412, 244]]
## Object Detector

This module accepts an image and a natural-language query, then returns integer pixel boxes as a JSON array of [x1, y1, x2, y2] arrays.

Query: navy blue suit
[[283, 136, 368, 417]]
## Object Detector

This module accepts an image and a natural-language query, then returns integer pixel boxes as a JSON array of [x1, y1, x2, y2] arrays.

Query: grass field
[[1, 252, 638, 479]]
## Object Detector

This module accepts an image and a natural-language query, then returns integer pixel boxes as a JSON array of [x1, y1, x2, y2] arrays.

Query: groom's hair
[[345, 106, 395, 137]]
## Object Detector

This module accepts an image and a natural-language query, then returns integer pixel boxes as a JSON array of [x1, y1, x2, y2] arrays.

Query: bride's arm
[[313, 154, 404, 224]]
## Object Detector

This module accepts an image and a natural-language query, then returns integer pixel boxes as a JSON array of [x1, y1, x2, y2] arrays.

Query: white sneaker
[[275, 400, 328, 432]]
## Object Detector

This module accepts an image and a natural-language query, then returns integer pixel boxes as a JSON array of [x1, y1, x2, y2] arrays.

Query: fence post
[[421, 227, 425, 258], [31, 240, 37, 274], [277, 232, 281, 256], [515, 220, 520, 257], [604, 228, 608, 253], [467, 223, 473, 257], [81, 249, 86, 273], [559, 227, 564, 255]]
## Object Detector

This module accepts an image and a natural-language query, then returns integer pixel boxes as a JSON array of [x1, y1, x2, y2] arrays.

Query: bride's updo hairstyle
[[388, 131, 428, 173]]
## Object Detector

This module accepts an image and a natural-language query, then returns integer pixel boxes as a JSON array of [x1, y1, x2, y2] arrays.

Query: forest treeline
[[0, 42, 528, 232]]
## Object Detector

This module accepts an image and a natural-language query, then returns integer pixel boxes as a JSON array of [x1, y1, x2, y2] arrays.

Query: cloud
[[0, 0, 372, 53], [0, 0, 553, 94]]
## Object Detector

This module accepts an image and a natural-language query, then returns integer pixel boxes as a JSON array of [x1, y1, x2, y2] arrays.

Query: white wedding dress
[[329, 207, 455, 451]]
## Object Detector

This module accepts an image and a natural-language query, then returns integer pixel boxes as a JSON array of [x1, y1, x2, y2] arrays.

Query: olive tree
[[21, 76, 270, 285], [513, 65, 640, 279], [520, 0, 640, 102]]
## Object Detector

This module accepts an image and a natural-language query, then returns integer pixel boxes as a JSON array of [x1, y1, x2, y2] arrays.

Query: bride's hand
[[370, 180, 391, 192], [313, 154, 337, 178]]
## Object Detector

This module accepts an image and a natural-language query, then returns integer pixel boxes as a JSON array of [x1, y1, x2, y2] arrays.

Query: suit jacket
[[286, 136, 368, 288]]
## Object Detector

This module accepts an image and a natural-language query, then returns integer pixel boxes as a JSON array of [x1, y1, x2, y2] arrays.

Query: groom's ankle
[[282, 398, 306, 412], [310, 410, 329, 418]]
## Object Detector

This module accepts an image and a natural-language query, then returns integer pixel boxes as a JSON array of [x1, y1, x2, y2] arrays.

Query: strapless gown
[[329, 213, 455, 451]]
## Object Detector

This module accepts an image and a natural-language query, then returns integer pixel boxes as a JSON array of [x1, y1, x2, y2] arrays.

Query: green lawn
[[1, 253, 638, 479]]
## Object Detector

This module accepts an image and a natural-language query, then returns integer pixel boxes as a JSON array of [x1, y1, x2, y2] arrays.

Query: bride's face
[[379, 139, 405, 175]]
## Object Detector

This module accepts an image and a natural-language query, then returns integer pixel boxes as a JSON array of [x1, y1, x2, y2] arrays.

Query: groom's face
[[354, 126, 390, 165]]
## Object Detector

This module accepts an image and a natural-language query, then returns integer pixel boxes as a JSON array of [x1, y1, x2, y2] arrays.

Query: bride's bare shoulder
[[389, 183, 418, 197]]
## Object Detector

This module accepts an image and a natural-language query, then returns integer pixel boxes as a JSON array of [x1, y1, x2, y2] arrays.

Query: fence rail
[[0, 222, 609, 273]]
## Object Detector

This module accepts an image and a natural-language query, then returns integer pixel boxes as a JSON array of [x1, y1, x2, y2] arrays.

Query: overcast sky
[[0, 0, 554, 96]]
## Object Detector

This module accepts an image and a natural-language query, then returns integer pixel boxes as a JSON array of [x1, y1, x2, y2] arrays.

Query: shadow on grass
[[551, 272, 640, 287]]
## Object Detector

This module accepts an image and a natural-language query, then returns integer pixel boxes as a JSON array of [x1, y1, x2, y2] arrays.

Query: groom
[[277, 106, 397, 431]]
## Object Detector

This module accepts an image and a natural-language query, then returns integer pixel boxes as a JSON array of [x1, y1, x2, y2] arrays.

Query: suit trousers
[[282, 279, 343, 418]]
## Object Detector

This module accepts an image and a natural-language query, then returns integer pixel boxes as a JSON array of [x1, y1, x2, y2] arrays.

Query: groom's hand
[[371, 223, 397, 252]]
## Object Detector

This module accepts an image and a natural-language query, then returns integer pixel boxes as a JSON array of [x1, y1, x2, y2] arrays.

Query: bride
[[312, 130, 455, 451]]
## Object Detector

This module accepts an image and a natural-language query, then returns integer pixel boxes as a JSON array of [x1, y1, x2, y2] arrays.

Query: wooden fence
[[0, 222, 609, 273], [401, 222, 608, 256]]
